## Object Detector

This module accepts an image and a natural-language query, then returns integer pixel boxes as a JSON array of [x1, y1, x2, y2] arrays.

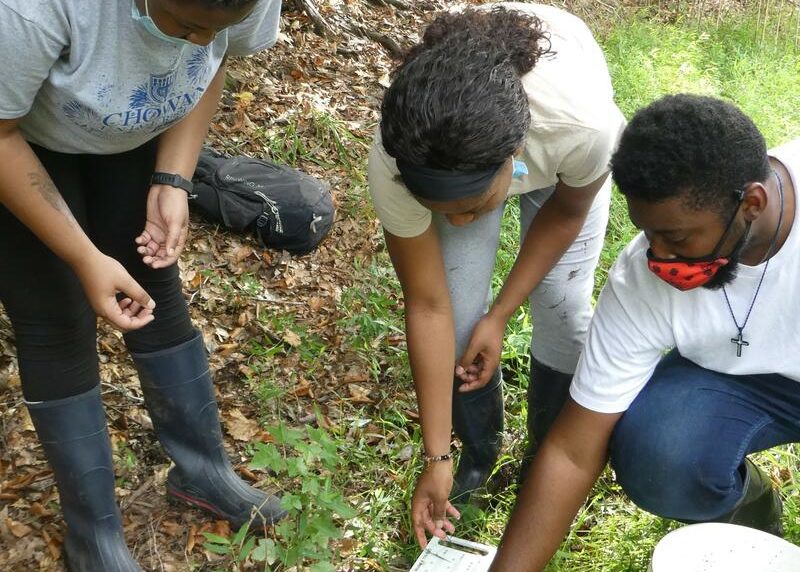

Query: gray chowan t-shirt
[[0, 0, 280, 154]]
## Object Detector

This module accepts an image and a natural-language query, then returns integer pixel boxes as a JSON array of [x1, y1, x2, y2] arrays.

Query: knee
[[12, 306, 99, 401], [14, 304, 97, 360], [123, 271, 193, 353], [610, 413, 731, 520]]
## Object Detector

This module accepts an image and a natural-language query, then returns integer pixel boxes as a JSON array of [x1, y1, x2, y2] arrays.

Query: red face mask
[[646, 201, 747, 291], [646, 254, 730, 290]]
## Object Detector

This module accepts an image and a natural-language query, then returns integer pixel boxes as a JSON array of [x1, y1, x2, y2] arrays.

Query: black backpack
[[190, 147, 335, 254]]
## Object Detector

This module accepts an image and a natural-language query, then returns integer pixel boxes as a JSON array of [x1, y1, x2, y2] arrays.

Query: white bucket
[[649, 523, 800, 572]]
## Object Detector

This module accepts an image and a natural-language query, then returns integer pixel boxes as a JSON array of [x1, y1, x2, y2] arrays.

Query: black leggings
[[0, 142, 194, 402]]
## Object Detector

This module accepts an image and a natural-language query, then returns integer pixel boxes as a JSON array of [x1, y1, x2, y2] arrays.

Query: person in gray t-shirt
[[0, 1, 285, 569]]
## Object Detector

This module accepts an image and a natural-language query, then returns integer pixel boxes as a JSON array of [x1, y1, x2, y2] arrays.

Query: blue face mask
[[131, 0, 197, 47], [512, 158, 528, 180]]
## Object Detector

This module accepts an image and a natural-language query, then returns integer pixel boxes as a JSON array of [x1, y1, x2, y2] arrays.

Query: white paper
[[410, 536, 497, 572]]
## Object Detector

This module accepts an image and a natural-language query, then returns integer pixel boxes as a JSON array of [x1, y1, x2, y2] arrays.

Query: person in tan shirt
[[367, 3, 625, 545]]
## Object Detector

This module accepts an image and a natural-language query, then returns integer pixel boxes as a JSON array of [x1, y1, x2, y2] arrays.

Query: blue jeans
[[610, 351, 800, 521]]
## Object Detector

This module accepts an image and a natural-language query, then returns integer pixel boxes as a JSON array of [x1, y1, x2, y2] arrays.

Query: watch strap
[[150, 171, 196, 198]]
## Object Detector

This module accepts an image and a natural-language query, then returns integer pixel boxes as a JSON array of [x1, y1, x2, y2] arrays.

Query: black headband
[[395, 159, 502, 202]]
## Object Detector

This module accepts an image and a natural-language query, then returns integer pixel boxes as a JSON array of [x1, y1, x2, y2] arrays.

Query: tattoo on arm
[[27, 170, 78, 227]]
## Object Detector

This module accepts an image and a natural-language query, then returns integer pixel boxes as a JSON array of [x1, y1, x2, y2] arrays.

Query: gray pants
[[434, 179, 611, 375]]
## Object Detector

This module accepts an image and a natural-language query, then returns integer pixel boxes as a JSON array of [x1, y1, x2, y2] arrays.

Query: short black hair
[[611, 94, 770, 218], [380, 7, 551, 171]]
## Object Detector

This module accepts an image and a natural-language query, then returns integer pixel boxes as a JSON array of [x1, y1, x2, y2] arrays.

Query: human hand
[[455, 313, 505, 391], [75, 251, 155, 331], [411, 460, 461, 548], [135, 184, 189, 268]]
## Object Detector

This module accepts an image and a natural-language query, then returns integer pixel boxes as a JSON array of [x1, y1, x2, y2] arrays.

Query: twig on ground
[[296, 0, 337, 37], [121, 476, 155, 510]]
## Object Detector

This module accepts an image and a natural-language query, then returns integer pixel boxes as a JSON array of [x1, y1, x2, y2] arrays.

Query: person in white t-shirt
[[489, 94, 798, 571], [0, 1, 285, 569], [367, 3, 626, 545]]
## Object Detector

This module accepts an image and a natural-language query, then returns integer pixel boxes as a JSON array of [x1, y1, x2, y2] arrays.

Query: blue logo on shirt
[[62, 47, 212, 135], [147, 71, 175, 104]]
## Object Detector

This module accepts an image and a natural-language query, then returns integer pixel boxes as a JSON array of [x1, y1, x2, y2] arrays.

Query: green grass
[[234, 7, 800, 571]]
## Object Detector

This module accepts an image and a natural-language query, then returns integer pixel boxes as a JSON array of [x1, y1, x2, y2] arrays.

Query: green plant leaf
[[280, 492, 303, 511], [250, 442, 287, 473], [232, 522, 249, 545], [251, 538, 277, 565], [236, 535, 256, 562], [202, 542, 231, 556], [201, 532, 230, 545]]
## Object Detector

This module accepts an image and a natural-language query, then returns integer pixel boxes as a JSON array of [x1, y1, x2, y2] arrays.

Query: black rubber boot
[[710, 458, 783, 536], [132, 331, 286, 529], [450, 371, 504, 503], [26, 386, 142, 572], [519, 358, 573, 480]]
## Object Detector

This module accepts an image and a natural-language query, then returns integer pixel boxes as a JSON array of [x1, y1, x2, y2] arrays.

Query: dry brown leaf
[[186, 523, 198, 553], [5, 518, 33, 538], [188, 271, 204, 290], [212, 520, 231, 538], [161, 520, 182, 537], [29, 502, 49, 518], [290, 378, 313, 398], [224, 409, 261, 442], [347, 384, 373, 404], [232, 245, 253, 263], [343, 367, 369, 384], [19, 408, 34, 433], [216, 342, 239, 356], [283, 329, 302, 347], [41, 527, 61, 560]]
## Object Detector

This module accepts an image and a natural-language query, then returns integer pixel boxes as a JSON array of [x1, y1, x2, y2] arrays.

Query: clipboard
[[410, 536, 497, 572]]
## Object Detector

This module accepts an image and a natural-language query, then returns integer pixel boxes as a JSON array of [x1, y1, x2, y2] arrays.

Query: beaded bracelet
[[423, 452, 452, 465]]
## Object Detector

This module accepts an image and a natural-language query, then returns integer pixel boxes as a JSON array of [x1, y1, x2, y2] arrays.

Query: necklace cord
[[722, 169, 785, 334]]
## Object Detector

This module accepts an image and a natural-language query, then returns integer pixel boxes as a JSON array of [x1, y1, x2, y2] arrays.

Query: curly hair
[[380, 7, 552, 171], [611, 94, 770, 218]]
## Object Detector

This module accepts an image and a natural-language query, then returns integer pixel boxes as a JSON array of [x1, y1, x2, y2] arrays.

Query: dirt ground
[[0, 2, 439, 570], [0, 0, 761, 570]]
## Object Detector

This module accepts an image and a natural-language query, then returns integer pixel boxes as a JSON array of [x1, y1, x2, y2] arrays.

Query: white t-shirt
[[368, 2, 626, 238], [0, 0, 280, 154], [571, 138, 800, 414]]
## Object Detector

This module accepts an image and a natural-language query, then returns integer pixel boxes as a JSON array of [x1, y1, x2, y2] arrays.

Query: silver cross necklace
[[722, 170, 785, 357]]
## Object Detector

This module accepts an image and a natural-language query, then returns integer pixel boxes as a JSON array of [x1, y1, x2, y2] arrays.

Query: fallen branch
[[295, 0, 336, 37], [292, 0, 407, 57], [343, 22, 406, 58]]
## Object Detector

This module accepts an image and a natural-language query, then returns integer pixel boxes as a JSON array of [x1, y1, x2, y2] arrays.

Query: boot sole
[[166, 486, 285, 529], [167, 486, 231, 521]]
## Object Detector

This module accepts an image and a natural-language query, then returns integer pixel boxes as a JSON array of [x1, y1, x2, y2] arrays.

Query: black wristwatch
[[150, 171, 197, 198]]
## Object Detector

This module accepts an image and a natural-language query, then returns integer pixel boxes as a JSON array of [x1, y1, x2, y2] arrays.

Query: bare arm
[[490, 399, 622, 571], [0, 118, 98, 268], [136, 59, 229, 267], [457, 173, 609, 388], [0, 118, 154, 330], [155, 58, 228, 179], [386, 226, 454, 459], [385, 226, 460, 543], [491, 173, 609, 322]]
